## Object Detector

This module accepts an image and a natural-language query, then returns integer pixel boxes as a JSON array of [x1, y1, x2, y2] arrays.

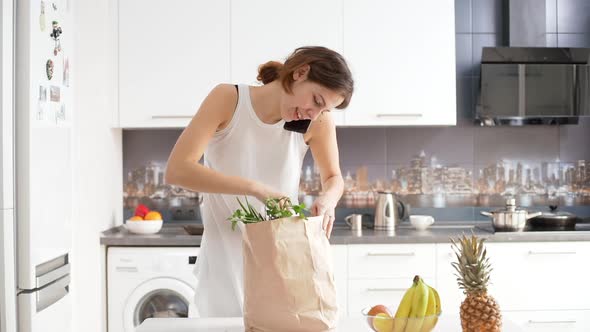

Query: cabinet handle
[[367, 288, 407, 292], [528, 251, 576, 255], [367, 252, 415, 257], [376, 113, 423, 118], [528, 320, 576, 324], [151, 115, 193, 119]]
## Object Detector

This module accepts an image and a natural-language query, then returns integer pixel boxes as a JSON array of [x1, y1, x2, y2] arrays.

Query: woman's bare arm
[[305, 112, 344, 237], [164, 84, 284, 201]]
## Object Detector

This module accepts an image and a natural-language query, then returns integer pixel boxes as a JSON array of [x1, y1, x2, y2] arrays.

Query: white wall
[[71, 1, 122, 332]]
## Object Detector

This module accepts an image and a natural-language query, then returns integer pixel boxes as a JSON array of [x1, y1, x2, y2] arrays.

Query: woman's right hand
[[251, 181, 288, 203]]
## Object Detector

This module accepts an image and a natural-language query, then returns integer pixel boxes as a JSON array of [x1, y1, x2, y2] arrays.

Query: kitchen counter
[[100, 222, 590, 246], [136, 316, 523, 332], [100, 224, 203, 246]]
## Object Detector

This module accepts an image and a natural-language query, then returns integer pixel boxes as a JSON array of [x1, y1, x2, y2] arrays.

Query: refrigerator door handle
[[36, 274, 70, 313], [36, 262, 70, 289]]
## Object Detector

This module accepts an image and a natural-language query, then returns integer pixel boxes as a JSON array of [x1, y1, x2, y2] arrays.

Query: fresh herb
[[228, 196, 308, 230]]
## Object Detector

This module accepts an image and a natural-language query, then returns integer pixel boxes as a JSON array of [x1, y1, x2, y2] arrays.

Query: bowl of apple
[[125, 204, 163, 235]]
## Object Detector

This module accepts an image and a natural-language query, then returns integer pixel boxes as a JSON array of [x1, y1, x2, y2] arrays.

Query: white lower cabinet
[[435, 243, 465, 313], [346, 244, 436, 317], [332, 245, 348, 318], [347, 278, 414, 317], [485, 242, 590, 311], [437, 241, 590, 313], [348, 244, 436, 279], [340, 241, 590, 319], [502, 310, 590, 332]]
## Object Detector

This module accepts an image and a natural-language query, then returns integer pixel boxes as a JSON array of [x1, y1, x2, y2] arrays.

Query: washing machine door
[[123, 277, 194, 332]]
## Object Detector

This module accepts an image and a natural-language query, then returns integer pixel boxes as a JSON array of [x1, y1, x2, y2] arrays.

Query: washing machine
[[107, 247, 199, 332]]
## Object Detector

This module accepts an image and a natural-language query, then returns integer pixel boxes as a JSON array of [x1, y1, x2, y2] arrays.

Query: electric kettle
[[374, 191, 408, 231]]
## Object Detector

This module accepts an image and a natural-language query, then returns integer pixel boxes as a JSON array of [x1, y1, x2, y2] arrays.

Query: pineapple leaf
[[449, 233, 493, 294]]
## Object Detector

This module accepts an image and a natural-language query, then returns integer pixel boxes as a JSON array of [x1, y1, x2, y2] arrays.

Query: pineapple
[[451, 234, 502, 332]]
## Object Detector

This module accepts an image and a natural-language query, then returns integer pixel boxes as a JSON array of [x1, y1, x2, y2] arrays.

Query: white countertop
[[136, 316, 523, 332]]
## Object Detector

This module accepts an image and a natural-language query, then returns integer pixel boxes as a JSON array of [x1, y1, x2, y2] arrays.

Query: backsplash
[[308, 124, 590, 209], [122, 130, 202, 222], [122, 0, 590, 222], [122, 122, 590, 222]]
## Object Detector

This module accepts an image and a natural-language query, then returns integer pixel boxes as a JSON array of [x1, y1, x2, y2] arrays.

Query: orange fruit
[[368, 304, 391, 317], [129, 216, 143, 221], [144, 211, 162, 221], [367, 305, 392, 329]]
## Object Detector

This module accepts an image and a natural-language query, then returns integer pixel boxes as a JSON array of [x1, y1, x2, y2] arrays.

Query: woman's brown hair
[[257, 46, 354, 109]]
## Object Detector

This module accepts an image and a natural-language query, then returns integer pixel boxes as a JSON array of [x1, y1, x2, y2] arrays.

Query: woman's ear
[[292, 64, 310, 81]]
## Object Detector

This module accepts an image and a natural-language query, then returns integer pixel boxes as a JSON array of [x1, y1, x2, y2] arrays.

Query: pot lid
[[491, 198, 529, 214], [530, 211, 578, 221]]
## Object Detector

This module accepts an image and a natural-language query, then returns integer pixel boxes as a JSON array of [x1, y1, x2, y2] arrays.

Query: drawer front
[[486, 242, 590, 310], [348, 279, 411, 317], [332, 245, 349, 317], [435, 244, 465, 314], [348, 244, 436, 279], [503, 310, 590, 332]]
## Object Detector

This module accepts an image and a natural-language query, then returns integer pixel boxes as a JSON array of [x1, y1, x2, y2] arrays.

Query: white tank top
[[194, 84, 309, 317]]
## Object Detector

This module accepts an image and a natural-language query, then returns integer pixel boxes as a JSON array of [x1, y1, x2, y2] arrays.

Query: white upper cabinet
[[116, 0, 456, 127], [342, 0, 456, 126], [118, 0, 230, 128], [230, 0, 345, 125]]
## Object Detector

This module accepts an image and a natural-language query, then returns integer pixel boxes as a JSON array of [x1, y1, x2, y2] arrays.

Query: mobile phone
[[283, 119, 311, 134]]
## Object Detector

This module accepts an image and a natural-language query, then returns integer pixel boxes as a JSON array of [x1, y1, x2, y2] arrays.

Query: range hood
[[476, 47, 590, 126], [475, 0, 590, 126]]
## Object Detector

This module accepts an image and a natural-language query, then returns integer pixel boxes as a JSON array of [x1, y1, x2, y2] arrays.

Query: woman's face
[[281, 65, 345, 122]]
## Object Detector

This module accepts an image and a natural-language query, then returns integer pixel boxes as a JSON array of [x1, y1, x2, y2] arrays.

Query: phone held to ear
[[283, 119, 311, 134]]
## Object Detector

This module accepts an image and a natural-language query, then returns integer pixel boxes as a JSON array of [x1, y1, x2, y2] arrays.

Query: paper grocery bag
[[242, 215, 338, 332]]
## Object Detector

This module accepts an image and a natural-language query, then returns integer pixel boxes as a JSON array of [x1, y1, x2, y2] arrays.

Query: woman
[[165, 46, 354, 317]]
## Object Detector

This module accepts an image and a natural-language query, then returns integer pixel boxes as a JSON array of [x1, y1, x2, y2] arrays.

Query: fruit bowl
[[125, 219, 163, 235], [361, 306, 440, 332]]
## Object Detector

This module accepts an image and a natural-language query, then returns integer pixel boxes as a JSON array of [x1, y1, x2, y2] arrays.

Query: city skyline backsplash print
[[122, 121, 590, 221]]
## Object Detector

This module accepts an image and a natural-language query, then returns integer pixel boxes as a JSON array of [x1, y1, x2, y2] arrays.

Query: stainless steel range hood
[[476, 47, 590, 126], [475, 0, 590, 126]]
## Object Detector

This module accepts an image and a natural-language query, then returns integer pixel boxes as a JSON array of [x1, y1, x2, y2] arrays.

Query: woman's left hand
[[310, 195, 336, 239]]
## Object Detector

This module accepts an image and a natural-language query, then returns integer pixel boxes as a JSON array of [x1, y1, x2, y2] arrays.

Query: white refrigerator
[[1, 0, 73, 331]]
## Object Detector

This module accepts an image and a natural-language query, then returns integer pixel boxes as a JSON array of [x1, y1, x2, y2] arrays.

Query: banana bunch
[[392, 275, 441, 332]]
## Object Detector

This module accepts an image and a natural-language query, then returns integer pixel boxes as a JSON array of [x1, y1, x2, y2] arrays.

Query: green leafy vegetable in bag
[[228, 196, 307, 230]]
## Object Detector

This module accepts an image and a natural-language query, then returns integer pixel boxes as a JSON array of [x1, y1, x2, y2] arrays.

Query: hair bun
[[257, 61, 283, 84]]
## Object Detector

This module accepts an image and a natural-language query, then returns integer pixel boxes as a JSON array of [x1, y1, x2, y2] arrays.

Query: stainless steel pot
[[480, 198, 542, 232]]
